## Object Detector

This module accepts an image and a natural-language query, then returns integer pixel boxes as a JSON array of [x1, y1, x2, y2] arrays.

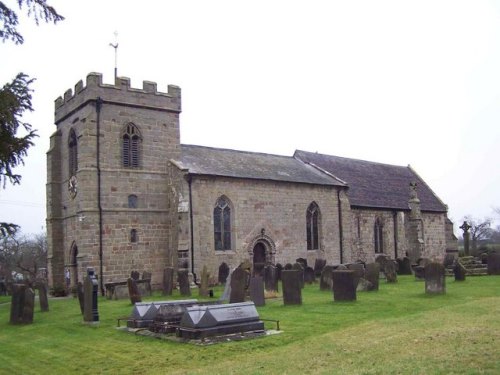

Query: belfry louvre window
[[306, 202, 320, 250], [122, 123, 141, 168], [214, 196, 231, 251], [68, 129, 78, 176]]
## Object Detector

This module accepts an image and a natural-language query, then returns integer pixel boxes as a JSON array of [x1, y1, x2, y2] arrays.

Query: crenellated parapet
[[54, 72, 181, 124]]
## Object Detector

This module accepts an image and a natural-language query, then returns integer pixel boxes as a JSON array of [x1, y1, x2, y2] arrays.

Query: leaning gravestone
[[487, 253, 500, 275], [320, 265, 334, 291], [453, 261, 467, 281], [178, 270, 191, 297], [292, 262, 305, 288], [162, 267, 174, 296], [282, 270, 302, 305], [230, 267, 247, 303], [384, 261, 398, 283], [332, 270, 357, 301], [264, 264, 278, 292], [425, 262, 446, 294], [218, 262, 230, 284], [127, 277, 142, 304], [249, 276, 265, 306], [364, 263, 380, 291], [83, 268, 99, 323], [199, 265, 210, 298]]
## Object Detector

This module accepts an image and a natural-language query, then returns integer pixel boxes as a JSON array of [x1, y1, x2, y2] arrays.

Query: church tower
[[46, 73, 181, 293]]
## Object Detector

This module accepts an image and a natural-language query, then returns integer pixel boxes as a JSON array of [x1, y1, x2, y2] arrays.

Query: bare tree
[[462, 216, 493, 253]]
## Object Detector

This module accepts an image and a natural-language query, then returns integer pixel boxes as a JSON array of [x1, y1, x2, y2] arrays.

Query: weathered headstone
[[414, 266, 425, 281], [249, 276, 265, 306], [487, 253, 500, 275], [384, 261, 398, 283], [292, 262, 304, 288], [356, 278, 373, 292], [304, 266, 315, 284], [22, 287, 35, 324], [218, 262, 230, 284], [264, 264, 278, 292], [77, 281, 84, 314], [425, 262, 446, 294], [281, 270, 302, 305], [10, 284, 35, 324], [127, 277, 142, 304], [36, 281, 49, 312], [332, 270, 357, 301], [364, 263, 380, 291], [320, 265, 334, 291], [346, 263, 364, 288], [284, 263, 293, 270], [83, 268, 99, 323], [199, 265, 210, 298], [229, 267, 247, 303], [453, 261, 467, 281], [296, 257, 308, 269], [397, 257, 413, 275], [178, 270, 191, 297], [314, 258, 327, 277], [142, 271, 152, 280], [275, 263, 283, 280], [162, 267, 174, 296]]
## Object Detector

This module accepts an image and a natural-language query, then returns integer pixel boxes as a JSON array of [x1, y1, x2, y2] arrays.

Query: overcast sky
[[1, 0, 499, 236]]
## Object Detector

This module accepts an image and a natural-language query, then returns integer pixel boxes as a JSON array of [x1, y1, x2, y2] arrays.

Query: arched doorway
[[252, 242, 267, 277]]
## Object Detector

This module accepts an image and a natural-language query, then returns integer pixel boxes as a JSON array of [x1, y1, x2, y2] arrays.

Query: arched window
[[68, 129, 78, 176], [122, 123, 141, 168], [130, 229, 138, 243], [374, 217, 384, 253], [128, 194, 138, 209], [214, 196, 232, 251], [306, 202, 320, 250]]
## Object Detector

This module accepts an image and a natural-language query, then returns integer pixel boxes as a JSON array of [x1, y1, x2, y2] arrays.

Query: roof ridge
[[181, 143, 294, 159], [295, 149, 408, 169]]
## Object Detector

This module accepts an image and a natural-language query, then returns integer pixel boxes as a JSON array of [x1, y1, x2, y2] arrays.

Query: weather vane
[[109, 31, 119, 81]]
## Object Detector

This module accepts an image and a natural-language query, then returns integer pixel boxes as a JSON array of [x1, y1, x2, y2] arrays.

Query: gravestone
[[83, 268, 99, 323], [130, 270, 140, 281], [249, 276, 265, 306], [229, 267, 247, 303], [142, 271, 151, 280], [292, 262, 305, 288], [296, 257, 307, 269], [264, 264, 278, 292], [346, 263, 365, 288], [220, 269, 233, 302], [22, 287, 35, 324], [487, 253, 500, 275], [36, 281, 49, 312], [364, 263, 380, 291], [397, 257, 413, 275], [384, 261, 398, 283], [453, 261, 467, 281], [332, 270, 357, 301], [304, 266, 315, 284], [425, 262, 446, 294], [356, 278, 373, 292], [414, 266, 425, 281], [320, 265, 334, 291], [218, 262, 230, 284], [284, 263, 293, 270], [10, 284, 35, 325], [314, 258, 327, 277], [127, 277, 142, 304], [77, 281, 84, 314], [199, 265, 210, 298], [178, 270, 191, 297], [162, 267, 174, 296], [275, 263, 283, 281], [281, 270, 302, 305], [375, 255, 391, 274]]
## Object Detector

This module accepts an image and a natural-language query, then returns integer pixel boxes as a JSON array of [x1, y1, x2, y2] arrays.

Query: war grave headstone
[[162, 267, 174, 295], [218, 262, 230, 284], [281, 270, 302, 305], [346, 263, 364, 288], [320, 265, 334, 291], [384, 261, 398, 283], [178, 270, 191, 297], [83, 268, 99, 323], [453, 261, 467, 281], [10, 283, 35, 325], [304, 266, 315, 284], [229, 267, 247, 303], [487, 252, 500, 275], [77, 281, 84, 314], [264, 264, 278, 292], [127, 277, 142, 304], [314, 258, 327, 277], [199, 265, 210, 298], [425, 262, 446, 294], [364, 263, 380, 291], [249, 276, 265, 306], [292, 262, 305, 288], [332, 269, 357, 301], [397, 257, 413, 275]]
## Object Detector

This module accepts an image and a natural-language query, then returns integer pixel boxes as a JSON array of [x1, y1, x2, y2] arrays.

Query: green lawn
[[0, 275, 499, 375]]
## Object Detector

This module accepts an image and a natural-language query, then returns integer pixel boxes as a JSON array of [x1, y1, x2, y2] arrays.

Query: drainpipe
[[337, 190, 344, 264], [187, 175, 198, 285], [96, 97, 104, 296], [393, 211, 398, 259]]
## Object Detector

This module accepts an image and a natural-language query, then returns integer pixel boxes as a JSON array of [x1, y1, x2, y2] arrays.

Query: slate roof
[[294, 150, 447, 212], [176, 145, 346, 187]]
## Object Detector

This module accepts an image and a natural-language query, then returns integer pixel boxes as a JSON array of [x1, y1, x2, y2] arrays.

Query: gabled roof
[[176, 145, 346, 187], [294, 150, 447, 212]]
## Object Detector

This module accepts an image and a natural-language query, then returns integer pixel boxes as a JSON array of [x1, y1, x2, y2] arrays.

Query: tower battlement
[[54, 72, 181, 124]]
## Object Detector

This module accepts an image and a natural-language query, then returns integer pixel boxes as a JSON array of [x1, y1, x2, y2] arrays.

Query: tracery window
[[374, 217, 384, 253], [214, 196, 232, 251], [306, 202, 320, 250], [122, 123, 141, 168], [68, 128, 78, 176]]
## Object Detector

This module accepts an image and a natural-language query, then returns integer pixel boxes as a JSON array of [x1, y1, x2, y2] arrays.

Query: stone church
[[46, 73, 457, 292]]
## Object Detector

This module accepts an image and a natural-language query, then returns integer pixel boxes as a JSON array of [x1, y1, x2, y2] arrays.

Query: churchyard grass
[[0, 275, 499, 374]]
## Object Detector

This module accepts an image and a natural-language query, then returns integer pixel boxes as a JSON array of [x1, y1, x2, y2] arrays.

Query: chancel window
[[68, 129, 78, 176], [374, 217, 384, 253], [122, 123, 141, 168], [306, 202, 320, 250], [214, 196, 232, 251]]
